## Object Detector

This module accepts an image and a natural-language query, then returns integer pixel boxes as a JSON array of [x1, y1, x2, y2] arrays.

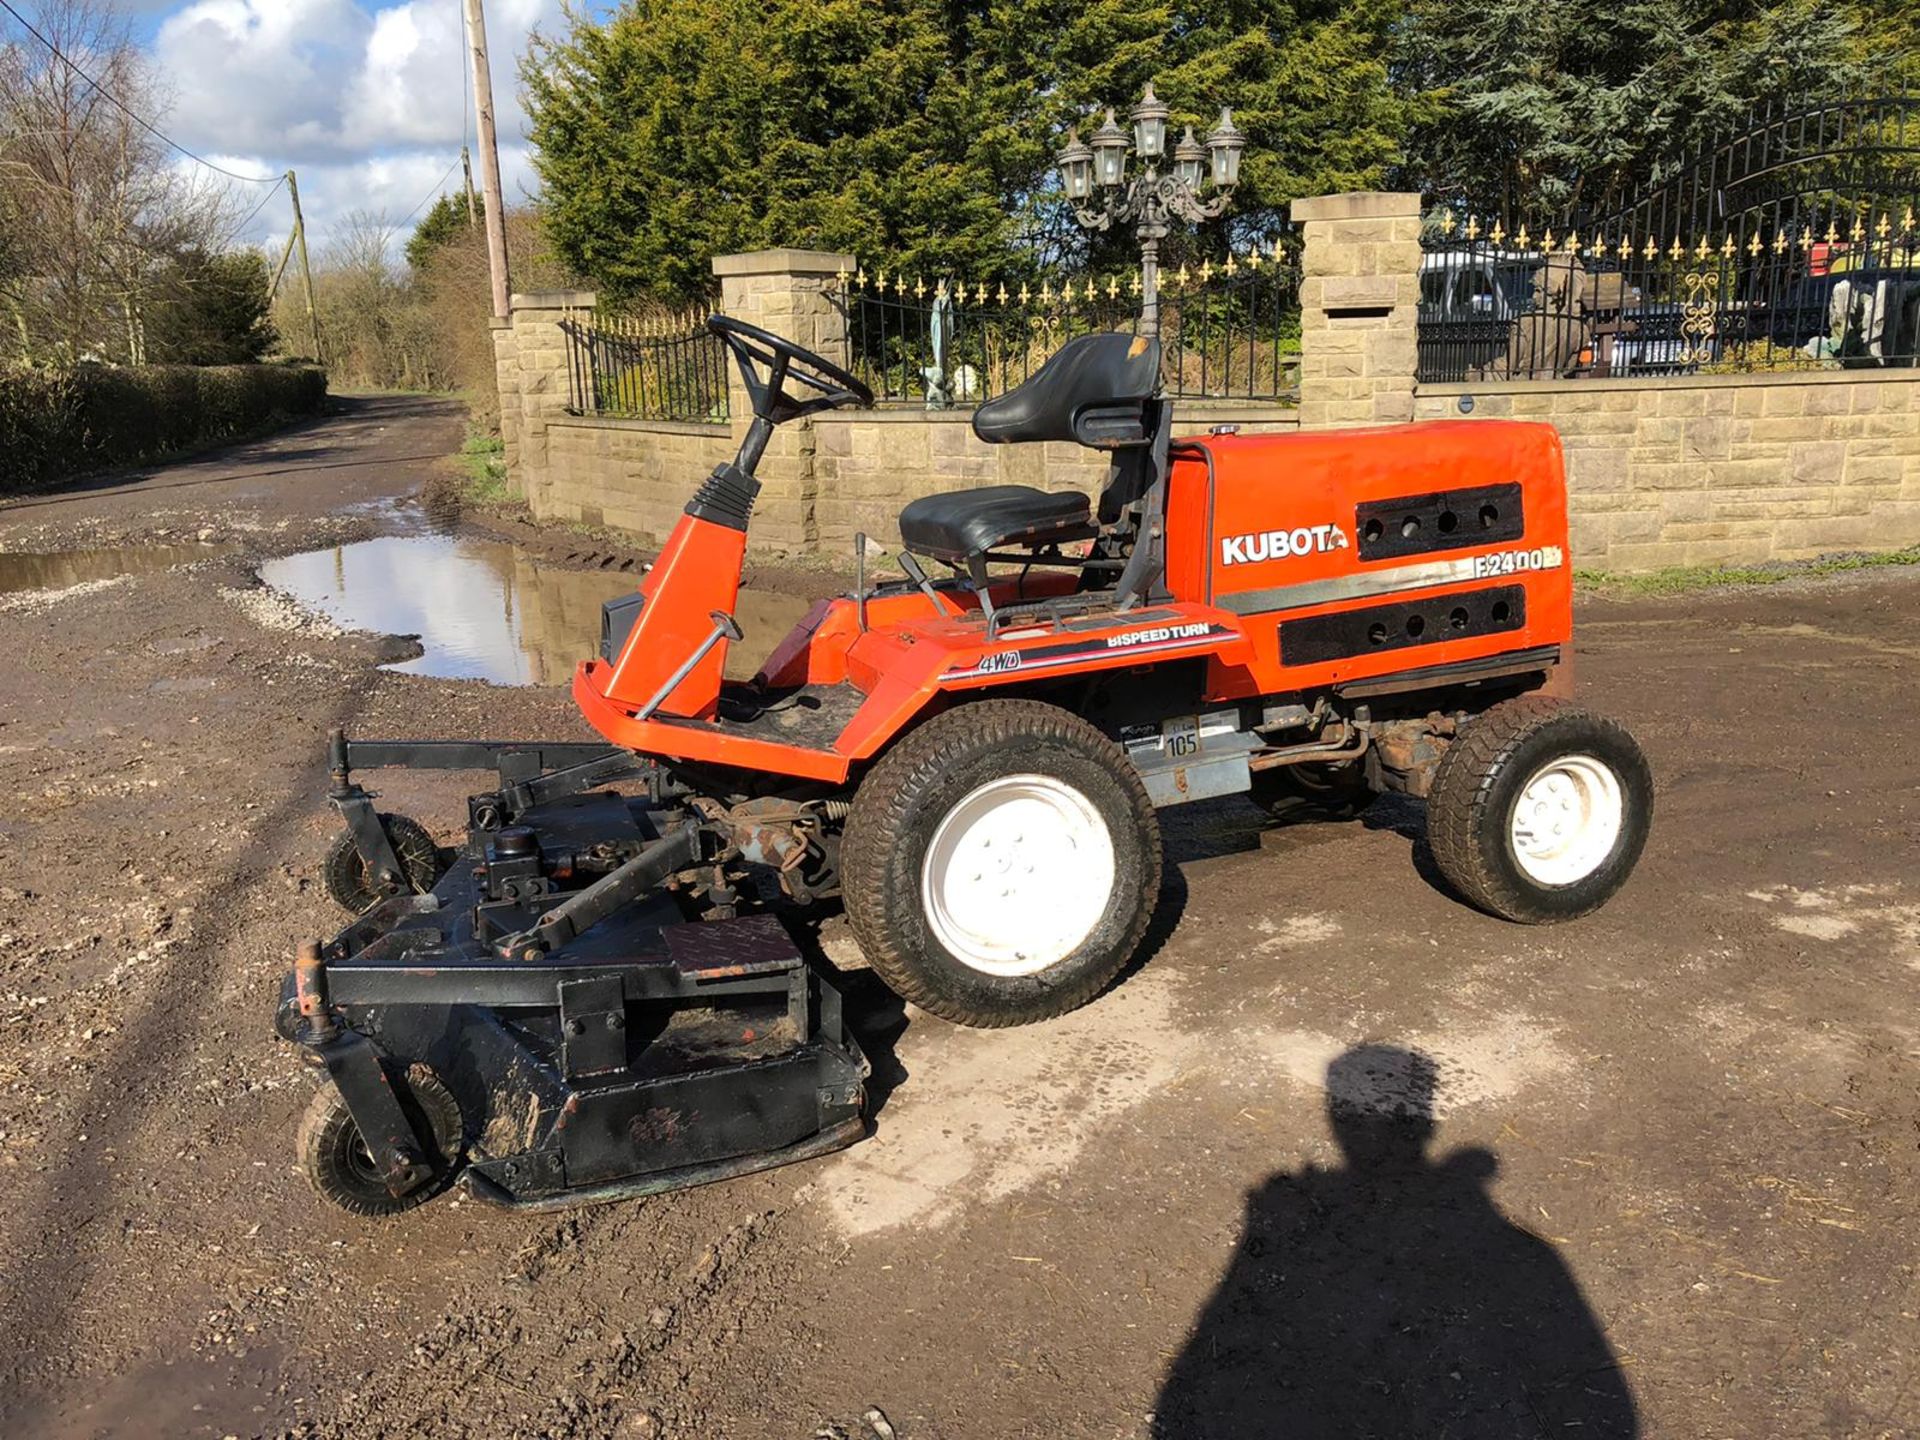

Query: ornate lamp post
[[1057, 83, 1246, 338]]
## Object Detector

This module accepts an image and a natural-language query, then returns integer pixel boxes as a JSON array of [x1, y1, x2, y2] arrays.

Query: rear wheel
[[842, 699, 1161, 1027], [296, 1065, 464, 1217], [323, 812, 441, 913], [1426, 696, 1652, 923]]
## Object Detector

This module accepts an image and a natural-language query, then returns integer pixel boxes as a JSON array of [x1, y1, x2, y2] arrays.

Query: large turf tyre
[[841, 699, 1162, 1028], [322, 812, 442, 913], [1426, 696, 1652, 924], [1249, 758, 1375, 823], [296, 1064, 464, 1217]]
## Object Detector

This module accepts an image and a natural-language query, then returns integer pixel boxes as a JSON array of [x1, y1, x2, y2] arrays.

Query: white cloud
[[149, 0, 558, 244]]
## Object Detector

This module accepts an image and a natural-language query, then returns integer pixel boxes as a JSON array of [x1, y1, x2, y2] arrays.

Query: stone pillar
[[711, 249, 856, 552], [495, 289, 595, 514], [1293, 193, 1423, 429]]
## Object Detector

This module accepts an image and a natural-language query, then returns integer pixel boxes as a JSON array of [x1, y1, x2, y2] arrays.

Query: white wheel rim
[[1507, 753, 1625, 886], [920, 774, 1116, 977]]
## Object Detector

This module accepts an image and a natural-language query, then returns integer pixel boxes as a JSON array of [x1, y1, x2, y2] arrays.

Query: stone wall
[[494, 211, 1920, 573], [1294, 192, 1422, 429], [541, 417, 736, 540], [1413, 373, 1920, 570], [493, 290, 597, 516]]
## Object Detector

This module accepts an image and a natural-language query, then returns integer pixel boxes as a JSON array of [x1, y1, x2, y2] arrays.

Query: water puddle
[[258, 533, 811, 686], [0, 542, 235, 594]]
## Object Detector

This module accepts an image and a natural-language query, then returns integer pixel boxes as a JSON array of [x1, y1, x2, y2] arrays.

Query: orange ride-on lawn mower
[[278, 315, 1651, 1215]]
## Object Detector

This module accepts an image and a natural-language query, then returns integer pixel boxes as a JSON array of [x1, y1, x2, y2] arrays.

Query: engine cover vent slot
[[1279, 584, 1527, 667], [1356, 483, 1524, 562]]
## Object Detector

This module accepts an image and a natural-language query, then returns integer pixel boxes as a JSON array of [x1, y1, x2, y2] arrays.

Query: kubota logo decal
[[1220, 525, 1350, 566]]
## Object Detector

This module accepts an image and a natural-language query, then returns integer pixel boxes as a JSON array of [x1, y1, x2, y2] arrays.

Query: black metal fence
[[834, 248, 1301, 406], [1419, 97, 1920, 383], [562, 310, 730, 422]]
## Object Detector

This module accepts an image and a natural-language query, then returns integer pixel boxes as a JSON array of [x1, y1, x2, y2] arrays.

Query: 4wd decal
[[1220, 524, 1350, 566], [942, 622, 1234, 682]]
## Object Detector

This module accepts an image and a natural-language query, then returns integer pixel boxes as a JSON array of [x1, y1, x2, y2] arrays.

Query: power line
[[395, 155, 463, 229], [0, 0, 280, 184], [222, 172, 288, 247]]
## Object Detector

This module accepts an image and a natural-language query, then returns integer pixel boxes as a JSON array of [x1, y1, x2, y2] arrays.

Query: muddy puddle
[[0, 542, 236, 594], [258, 534, 811, 686]]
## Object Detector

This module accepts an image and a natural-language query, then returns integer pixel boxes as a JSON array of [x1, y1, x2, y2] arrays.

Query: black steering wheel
[[707, 313, 874, 424]]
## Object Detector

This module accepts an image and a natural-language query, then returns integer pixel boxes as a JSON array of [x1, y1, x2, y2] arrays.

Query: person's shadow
[[1154, 1045, 1638, 1439]]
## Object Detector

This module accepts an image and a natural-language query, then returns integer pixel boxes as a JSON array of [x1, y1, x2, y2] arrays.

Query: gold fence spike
[[1668, 236, 1683, 261], [915, 276, 927, 299], [1878, 213, 1893, 240], [1465, 216, 1481, 240], [1905, 205, 1916, 234], [1489, 221, 1505, 246], [1516, 224, 1531, 249], [1108, 275, 1120, 299], [1747, 231, 1763, 257], [1542, 228, 1555, 251], [1772, 231, 1787, 254], [854, 268, 866, 288], [1850, 215, 1865, 243], [1247, 248, 1261, 271], [1825, 222, 1839, 246], [1438, 210, 1457, 235], [1198, 259, 1213, 284], [1564, 230, 1579, 253], [1694, 235, 1712, 261], [1224, 253, 1238, 277], [1175, 263, 1190, 288], [997, 283, 1009, 304], [1129, 272, 1141, 296]]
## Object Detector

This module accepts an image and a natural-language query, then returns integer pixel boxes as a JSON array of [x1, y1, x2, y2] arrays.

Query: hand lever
[[635, 610, 743, 721]]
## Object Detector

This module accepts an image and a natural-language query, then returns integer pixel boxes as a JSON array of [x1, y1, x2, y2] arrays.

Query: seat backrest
[[971, 332, 1162, 449]]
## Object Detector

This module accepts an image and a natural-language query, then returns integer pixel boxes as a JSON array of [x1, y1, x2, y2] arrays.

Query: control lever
[[635, 609, 743, 720]]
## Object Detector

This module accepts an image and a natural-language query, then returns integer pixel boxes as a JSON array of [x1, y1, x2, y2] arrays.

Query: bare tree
[[0, 0, 241, 365]]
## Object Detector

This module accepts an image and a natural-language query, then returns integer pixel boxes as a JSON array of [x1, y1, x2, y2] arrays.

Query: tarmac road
[[0, 393, 1915, 1438]]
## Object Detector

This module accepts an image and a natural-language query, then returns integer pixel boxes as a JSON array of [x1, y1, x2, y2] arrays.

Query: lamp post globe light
[[1056, 82, 1247, 338]]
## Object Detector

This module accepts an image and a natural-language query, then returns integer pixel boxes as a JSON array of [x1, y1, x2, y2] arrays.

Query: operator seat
[[897, 332, 1162, 564]]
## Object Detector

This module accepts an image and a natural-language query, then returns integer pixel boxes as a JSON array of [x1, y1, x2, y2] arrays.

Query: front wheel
[[841, 699, 1162, 1027], [1425, 696, 1652, 923], [296, 1065, 464, 1217]]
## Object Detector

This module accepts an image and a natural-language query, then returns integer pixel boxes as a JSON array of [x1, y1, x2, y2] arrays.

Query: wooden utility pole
[[461, 144, 478, 227], [285, 169, 322, 360], [462, 0, 512, 318]]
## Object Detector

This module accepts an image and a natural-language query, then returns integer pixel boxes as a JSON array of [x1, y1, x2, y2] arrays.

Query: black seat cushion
[[972, 332, 1162, 449], [899, 485, 1094, 562]]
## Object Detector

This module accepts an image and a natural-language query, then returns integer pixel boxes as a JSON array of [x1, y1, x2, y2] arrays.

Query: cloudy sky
[[128, 0, 567, 254]]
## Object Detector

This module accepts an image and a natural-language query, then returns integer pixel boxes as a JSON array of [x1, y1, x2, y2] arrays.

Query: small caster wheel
[[322, 812, 442, 913], [296, 1065, 464, 1217]]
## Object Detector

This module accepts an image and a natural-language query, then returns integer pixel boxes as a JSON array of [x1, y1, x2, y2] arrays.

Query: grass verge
[[1576, 545, 1920, 597]]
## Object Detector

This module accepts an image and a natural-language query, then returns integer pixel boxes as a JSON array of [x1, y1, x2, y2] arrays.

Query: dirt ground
[[0, 394, 1915, 1439]]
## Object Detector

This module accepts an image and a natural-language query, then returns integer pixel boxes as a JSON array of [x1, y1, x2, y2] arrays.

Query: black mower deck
[[281, 786, 868, 1212]]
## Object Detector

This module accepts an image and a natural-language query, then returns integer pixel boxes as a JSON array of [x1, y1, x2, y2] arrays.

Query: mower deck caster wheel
[[1250, 759, 1375, 823], [842, 698, 1161, 1029], [1425, 695, 1652, 923], [297, 1065, 464, 1217], [323, 812, 442, 913]]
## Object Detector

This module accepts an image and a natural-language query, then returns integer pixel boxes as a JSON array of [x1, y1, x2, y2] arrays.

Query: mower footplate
[[282, 792, 868, 1214]]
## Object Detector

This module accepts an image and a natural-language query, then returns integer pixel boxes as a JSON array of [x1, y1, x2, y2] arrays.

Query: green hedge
[[0, 362, 329, 493]]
